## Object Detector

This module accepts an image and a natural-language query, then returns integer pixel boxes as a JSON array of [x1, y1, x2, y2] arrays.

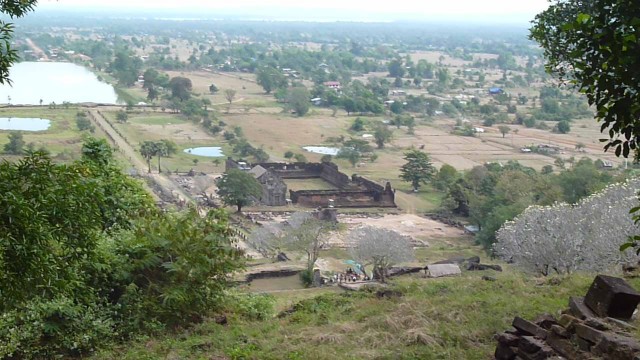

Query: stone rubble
[[494, 275, 640, 360]]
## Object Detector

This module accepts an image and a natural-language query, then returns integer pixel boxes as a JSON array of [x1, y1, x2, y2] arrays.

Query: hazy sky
[[39, 0, 550, 23]]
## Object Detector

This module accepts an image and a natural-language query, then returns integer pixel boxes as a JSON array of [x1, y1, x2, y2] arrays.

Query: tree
[[495, 179, 640, 275], [140, 141, 156, 173], [282, 212, 330, 283], [287, 87, 310, 117], [116, 110, 128, 123], [387, 59, 405, 78], [555, 120, 571, 134], [433, 164, 459, 191], [256, 66, 288, 94], [531, 0, 640, 159], [154, 141, 168, 173], [498, 125, 511, 138], [224, 89, 236, 113], [216, 169, 263, 212], [76, 112, 94, 132], [3, 131, 24, 155], [399, 150, 436, 192], [142, 68, 159, 89], [373, 122, 393, 149], [348, 226, 414, 283], [337, 147, 361, 168], [169, 76, 193, 101], [351, 117, 365, 132], [209, 83, 219, 94], [0, 1, 37, 84]]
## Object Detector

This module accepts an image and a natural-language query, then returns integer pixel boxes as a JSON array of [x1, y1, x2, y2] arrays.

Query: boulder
[[276, 252, 290, 262], [425, 264, 461, 278], [584, 275, 640, 320]]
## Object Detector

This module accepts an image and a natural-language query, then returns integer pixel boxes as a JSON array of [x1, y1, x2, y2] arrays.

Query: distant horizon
[[34, 0, 548, 25]]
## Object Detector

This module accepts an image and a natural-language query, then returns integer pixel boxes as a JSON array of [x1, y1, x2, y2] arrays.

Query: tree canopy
[[216, 169, 263, 212], [0, 0, 38, 84], [399, 150, 436, 192], [531, 0, 640, 159]]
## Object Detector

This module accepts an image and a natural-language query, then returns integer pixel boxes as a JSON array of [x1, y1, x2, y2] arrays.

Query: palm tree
[[155, 141, 168, 173], [140, 141, 156, 173]]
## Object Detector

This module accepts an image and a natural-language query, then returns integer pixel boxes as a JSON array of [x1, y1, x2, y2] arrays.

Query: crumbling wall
[[494, 275, 640, 360]]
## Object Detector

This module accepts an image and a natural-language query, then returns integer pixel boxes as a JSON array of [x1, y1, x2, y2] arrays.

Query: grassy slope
[[94, 271, 640, 360]]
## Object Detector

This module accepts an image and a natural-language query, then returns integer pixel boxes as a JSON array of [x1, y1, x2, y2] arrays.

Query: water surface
[[0, 117, 50, 131], [0, 62, 119, 105], [303, 146, 340, 156], [183, 146, 225, 157]]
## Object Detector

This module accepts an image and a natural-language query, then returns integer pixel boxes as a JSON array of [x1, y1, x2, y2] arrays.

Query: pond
[[183, 146, 225, 157], [248, 274, 305, 292], [303, 146, 340, 156], [0, 117, 51, 131], [0, 62, 120, 105]]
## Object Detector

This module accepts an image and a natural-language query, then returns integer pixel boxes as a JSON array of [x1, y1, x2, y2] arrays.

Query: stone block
[[584, 275, 640, 320], [495, 332, 521, 347], [592, 332, 640, 360], [495, 342, 517, 360], [534, 313, 558, 330], [575, 323, 604, 344], [558, 314, 579, 332], [513, 317, 548, 339], [568, 296, 596, 320], [517, 336, 556, 360], [546, 332, 580, 359], [550, 325, 569, 339]]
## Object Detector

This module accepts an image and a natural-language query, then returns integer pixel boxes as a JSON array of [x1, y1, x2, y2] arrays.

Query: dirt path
[[88, 109, 192, 203], [25, 38, 48, 61]]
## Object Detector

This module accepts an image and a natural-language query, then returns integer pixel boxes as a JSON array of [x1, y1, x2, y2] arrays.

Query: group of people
[[329, 267, 371, 284]]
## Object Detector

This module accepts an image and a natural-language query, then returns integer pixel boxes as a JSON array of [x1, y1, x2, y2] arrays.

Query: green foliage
[[284, 150, 294, 159], [350, 117, 365, 131], [109, 51, 143, 86], [373, 122, 393, 149], [169, 76, 193, 101], [256, 66, 288, 94], [76, 111, 94, 132], [555, 120, 571, 134], [216, 169, 263, 212], [0, 296, 114, 359], [531, 0, 640, 158], [293, 153, 307, 162], [0, 0, 37, 84], [399, 150, 436, 191], [337, 147, 361, 167], [287, 86, 311, 116], [113, 208, 245, 327], [222, 291, 275, 321], [116, 109, 129, 123], [3, 130, 24, 154]]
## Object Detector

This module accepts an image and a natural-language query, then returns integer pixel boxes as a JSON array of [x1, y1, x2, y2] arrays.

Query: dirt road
[[25, 38, 48, 61], [88, 109, 193, 203]]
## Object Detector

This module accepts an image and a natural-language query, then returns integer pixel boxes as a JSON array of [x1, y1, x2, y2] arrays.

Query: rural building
[[323, 81, 341, 90], [488, 87, 504, 95]]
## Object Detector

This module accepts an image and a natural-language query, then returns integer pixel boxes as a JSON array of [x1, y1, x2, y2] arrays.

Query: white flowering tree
[[247, 212, 330, 277], [494, 179, 640, 275], [348, 226, 414, 282]]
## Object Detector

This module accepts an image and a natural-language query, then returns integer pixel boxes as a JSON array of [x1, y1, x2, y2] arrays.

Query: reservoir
[[0, 62, 120, 105]]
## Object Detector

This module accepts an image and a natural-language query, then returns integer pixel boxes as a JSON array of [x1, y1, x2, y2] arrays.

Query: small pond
[[249, 274, 305, 292], [0, 117, 51, 131], [183, 146, 225, 157], [303, 146, 340, 156]]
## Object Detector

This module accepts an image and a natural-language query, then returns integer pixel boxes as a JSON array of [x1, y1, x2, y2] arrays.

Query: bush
[[222, 291, 276, 321], [0, 297, 114, 359]]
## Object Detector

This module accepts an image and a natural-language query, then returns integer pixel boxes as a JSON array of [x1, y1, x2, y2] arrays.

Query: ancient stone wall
[[494, 275, 640, 360], [226, 158, 396, 208]]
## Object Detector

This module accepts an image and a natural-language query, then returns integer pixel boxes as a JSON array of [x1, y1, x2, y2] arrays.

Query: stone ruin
[[226, 158, 396, 208], [494, 275, 640, 360]]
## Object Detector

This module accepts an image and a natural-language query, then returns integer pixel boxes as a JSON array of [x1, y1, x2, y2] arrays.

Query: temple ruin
[[225, 158, 396, 208]]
